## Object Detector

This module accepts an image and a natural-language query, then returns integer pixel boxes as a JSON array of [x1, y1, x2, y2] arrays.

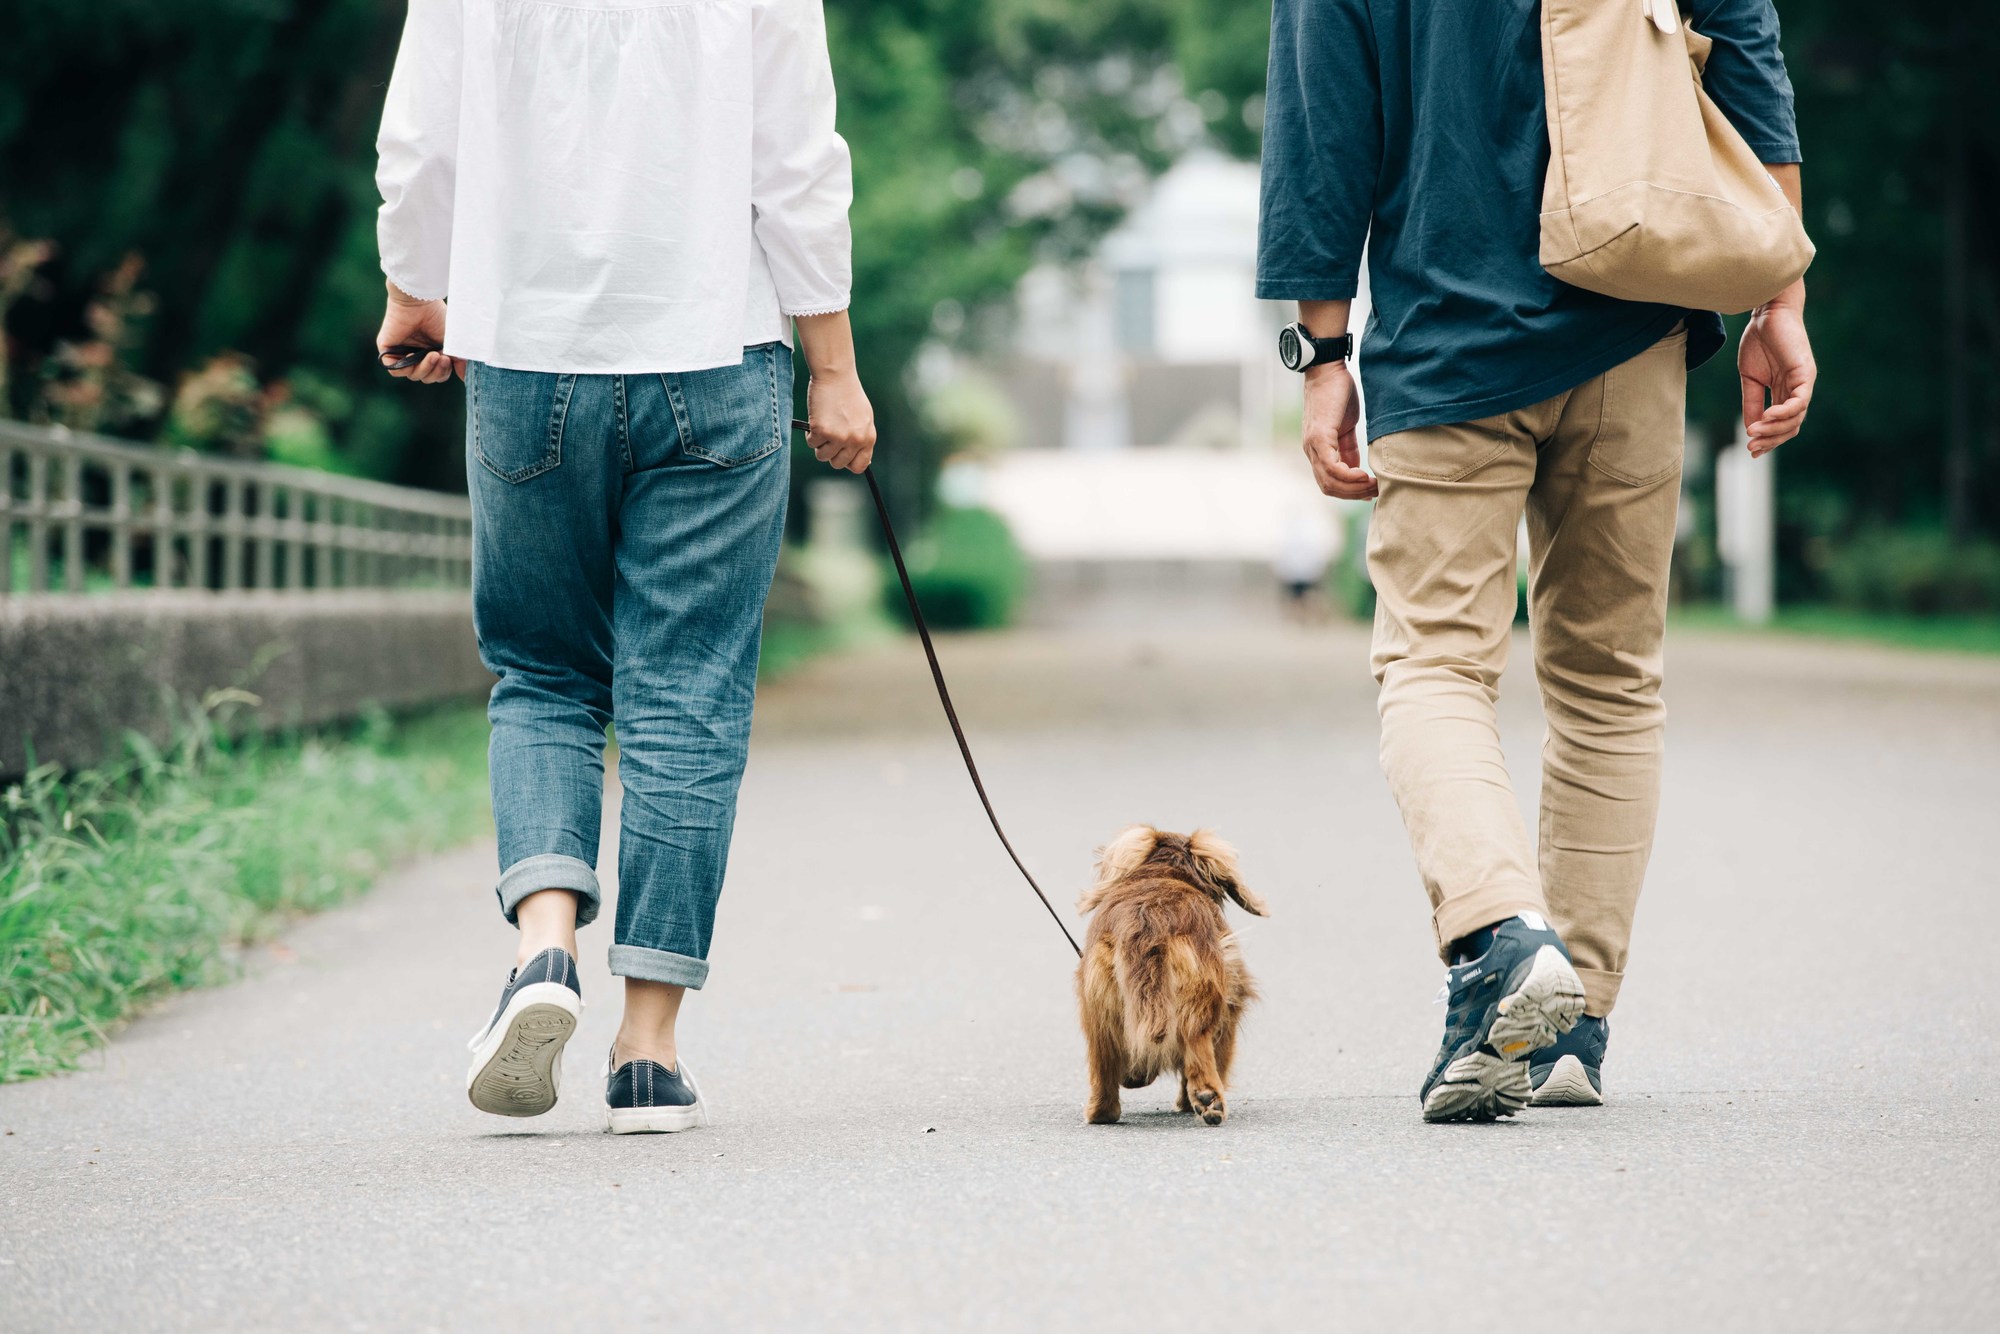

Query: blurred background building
[[1003, 150, 1282, 455], [918, 151, 1358, 623]]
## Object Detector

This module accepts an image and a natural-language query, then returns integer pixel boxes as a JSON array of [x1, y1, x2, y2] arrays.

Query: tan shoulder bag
[[1538, 0, 1814, 314]]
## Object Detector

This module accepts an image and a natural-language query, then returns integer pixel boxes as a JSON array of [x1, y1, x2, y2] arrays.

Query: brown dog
[[1075, 826, 1267, 1126]]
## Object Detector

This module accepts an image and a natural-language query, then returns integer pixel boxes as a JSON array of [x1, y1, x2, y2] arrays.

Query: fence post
[[1, 438, 13, 594], [28, 446, 49, 592], [111, 461, 133, 589], [320, 494, 335, 588], [61, 449, 84, 592], [1715, 426, 1775, 625], [255, 481, 276, 590], [224, 474, 247, 590], [153, 459, 177, 589], [189, 463, 211, 590]]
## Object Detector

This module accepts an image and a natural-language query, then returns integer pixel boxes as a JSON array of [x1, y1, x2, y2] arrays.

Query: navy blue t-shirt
[[1255, 0, 1802, 440]]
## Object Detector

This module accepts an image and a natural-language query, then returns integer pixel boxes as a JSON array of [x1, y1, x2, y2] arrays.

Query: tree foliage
[[0, 1, 1223, 513], [2, 2, 1994, 562]]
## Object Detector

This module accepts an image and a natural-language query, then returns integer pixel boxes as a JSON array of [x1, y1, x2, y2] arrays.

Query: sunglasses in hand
[[379, 342, 443, 372]]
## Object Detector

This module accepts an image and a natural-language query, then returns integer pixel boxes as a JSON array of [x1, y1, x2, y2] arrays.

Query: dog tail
[[1119, 933, 1224, 1049]]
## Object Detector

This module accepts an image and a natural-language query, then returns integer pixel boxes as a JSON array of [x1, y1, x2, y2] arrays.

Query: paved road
[[5, 617, 1998, 1331]]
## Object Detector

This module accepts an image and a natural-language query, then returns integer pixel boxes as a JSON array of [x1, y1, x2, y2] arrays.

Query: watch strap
[[1308, 331, 1354, 363]]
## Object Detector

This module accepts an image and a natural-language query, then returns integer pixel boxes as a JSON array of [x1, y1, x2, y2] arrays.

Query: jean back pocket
[[470, 364, 576, 484], [662, 342, 789, 468]]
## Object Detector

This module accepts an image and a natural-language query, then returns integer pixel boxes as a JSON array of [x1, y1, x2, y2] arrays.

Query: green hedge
[[884, 505, 1027, 631], [1820, 529, 2000, 616]]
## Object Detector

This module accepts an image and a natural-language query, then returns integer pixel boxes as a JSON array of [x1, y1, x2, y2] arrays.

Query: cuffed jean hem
[[496, 854, 604, 929], [1574, 966, 1622, 1018], [1431, 883, 1550, 960], [608, 944, 711, 989]]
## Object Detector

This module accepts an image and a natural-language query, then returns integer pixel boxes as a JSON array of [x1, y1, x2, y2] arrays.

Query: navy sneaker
[[605, 1047, 708, 1134], [1420, 914, 1587, 1123], [1530, 1014, 1608, 1106], [465, 947, 581, 1117]]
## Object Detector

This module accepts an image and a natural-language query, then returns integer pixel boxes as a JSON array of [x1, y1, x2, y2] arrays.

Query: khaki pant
[[1366, 326, 1689, 1016]]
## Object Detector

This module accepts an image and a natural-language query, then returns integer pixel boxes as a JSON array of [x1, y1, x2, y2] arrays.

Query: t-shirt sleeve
[[1688, 0, 1802, 164], [1255, 0, 1384, 301]]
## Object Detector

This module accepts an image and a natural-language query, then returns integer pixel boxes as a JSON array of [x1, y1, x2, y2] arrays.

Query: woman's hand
[[806, 370, 876, 473], [376, 280, 464, 384], [794, 310, 877, 473]]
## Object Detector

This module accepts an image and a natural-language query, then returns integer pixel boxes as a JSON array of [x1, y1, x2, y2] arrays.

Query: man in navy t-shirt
[[1256, 0, 1816, 1121]]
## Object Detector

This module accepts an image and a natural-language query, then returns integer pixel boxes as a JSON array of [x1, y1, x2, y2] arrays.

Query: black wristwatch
[[1278, 322, 1353, 372]]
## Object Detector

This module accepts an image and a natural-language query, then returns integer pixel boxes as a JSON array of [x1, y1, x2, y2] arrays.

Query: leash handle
[[790, 419, 1083, 958]]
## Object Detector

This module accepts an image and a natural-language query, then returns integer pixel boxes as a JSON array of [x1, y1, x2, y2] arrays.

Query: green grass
[[1672, 606, 2000, 655], [0, 700, 492, 1082], [760, 607, 897, 681]]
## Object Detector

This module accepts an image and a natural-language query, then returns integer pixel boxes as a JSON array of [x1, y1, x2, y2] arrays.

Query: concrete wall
[[0, 591, 492, 777]]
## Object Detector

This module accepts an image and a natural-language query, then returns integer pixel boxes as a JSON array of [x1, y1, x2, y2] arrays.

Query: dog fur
[[1075, 825, 1266, 1126]]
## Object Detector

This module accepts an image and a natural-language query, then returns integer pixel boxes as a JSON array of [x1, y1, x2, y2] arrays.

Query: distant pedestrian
[[1272, 506, 1336, 622], [1257, 0, 1816, 1119], [375, 0, 875, 1132]]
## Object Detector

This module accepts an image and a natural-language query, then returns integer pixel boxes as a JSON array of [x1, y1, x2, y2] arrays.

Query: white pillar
[[1715, 426, 1775, 625], [806, 478, 864, 551], [1064, 264, 1129, 451]]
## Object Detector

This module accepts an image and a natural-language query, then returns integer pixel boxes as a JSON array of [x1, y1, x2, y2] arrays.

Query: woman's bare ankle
[[514, 888, 580, 965], [614, 978, 687, 1070], [612, 1034, 679, 1070]]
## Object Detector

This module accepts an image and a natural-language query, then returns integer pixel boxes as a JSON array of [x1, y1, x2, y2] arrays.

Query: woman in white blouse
[[374, 0, 875, 1133]]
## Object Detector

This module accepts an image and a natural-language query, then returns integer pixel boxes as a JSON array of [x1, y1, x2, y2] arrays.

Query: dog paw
[[1175, 1079, 1193, 1113], [1086, 1100, 1122, 1125], [1189, 1086, 1226, 1126]]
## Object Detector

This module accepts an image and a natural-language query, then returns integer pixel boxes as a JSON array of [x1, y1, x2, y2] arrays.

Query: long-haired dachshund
[[1075, 826, 1267, 1126]]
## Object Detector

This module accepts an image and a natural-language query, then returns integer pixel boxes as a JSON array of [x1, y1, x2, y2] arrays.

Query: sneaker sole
[[1530, 1053, 1604, 1107], [467, 983, 580, 1118], [1422, 1051, 1532, 1122], [1423, 945, 1586, 1124], [606, 1102, 707, 1135]]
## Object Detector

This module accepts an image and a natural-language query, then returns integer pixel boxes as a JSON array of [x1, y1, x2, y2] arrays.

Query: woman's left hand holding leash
[[795, 309, 877, 474], [377, 279, 465, 384]]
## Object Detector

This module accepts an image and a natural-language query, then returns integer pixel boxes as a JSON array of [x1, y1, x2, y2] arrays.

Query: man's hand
[[1303, 361, 1376, 500], [1738, 286, 1813, 458], [805, 369, 876, 473], [1739, 163, 1813, 458], [376, 281, 463, 384]]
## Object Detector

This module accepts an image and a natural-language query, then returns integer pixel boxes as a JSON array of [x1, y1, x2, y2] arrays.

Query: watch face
[[1278, 325, 1303, 370]]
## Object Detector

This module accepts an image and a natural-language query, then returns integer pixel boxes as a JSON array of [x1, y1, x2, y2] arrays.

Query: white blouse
[[376, 0, 853, 374]]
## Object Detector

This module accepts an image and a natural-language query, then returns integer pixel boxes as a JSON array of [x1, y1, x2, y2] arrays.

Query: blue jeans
[[466, 344, 792, 988]]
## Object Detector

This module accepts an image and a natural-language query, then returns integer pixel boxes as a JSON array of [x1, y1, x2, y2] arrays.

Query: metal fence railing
[[1, 421, 472, 597]]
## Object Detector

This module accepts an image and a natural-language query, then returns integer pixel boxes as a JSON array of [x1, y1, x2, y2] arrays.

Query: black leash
[[791, 419, 1082, 958]]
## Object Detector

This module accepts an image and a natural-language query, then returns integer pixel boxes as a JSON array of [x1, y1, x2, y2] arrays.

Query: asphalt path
[[4, 619, 1997, 1331]]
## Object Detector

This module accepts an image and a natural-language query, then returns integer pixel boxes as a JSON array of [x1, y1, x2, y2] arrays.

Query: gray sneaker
[[1530, 1014, 1608, 1106], [1420, 915, 1586, 1123]]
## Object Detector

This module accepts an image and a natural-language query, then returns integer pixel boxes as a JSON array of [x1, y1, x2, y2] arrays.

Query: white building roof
[[1100, 151, 1264, 271]]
